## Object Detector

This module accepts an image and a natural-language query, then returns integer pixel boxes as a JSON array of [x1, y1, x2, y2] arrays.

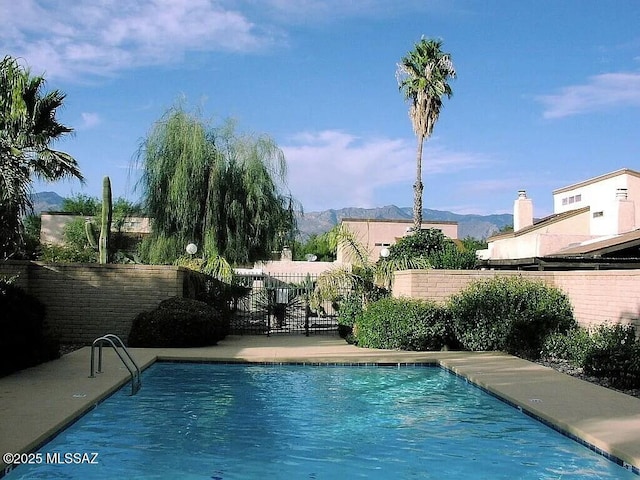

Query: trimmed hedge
[[355, 297, 453, 351], [0, 278, 60, 376], [448, 276, 575, 359], [128, 297, 229, 347]]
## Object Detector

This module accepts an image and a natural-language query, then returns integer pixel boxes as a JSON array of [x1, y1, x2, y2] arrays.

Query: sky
[[2, 0, 640, 218]]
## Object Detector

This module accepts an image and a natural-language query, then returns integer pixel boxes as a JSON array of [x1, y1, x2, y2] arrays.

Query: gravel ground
[[60, 344, 640, 399]]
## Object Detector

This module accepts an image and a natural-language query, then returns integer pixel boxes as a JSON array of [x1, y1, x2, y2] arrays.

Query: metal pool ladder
[[90, 334, 141, 395]]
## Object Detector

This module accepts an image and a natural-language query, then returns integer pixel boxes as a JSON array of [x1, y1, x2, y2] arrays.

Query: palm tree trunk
[[413, 135, 424, 231]]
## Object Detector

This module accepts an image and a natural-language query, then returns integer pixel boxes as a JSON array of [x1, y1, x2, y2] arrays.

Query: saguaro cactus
[[99, 176, 113, 264]]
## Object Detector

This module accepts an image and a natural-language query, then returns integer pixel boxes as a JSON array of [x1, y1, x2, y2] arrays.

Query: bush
[[0, 278, 60, 376], [583, 343, 640, 389], [128, 297, 229, 347], [336, 292, 364, 340], [543, 323, 640, 389], [541, 327, 593, 366], [38, 244, 98, 263], [542, 323, 637, 367], [448, 276, 575, 359], [355, 297, 453, 351]]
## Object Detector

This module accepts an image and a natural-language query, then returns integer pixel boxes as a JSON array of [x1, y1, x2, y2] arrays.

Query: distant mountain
[[297, 205, 513, 240], [29, 191, 65, 213]]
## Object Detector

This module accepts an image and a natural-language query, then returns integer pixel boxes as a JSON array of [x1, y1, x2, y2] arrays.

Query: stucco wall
[[338, 219, 458, 263], [0, 261, 199, 344], [393, 269, 640, 330]]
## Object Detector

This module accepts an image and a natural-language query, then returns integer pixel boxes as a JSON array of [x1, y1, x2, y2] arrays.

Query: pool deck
[[1, 334, 640, 475]]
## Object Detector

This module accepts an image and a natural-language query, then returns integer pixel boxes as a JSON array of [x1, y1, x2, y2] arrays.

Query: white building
[[481, 168, 640, 262]]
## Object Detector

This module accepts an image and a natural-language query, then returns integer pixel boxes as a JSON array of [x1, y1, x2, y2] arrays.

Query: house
[[480, 168, 640, 269], [337, 218, 458, 264]]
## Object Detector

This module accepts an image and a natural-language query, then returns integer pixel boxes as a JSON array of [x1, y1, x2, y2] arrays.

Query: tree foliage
[[384, 229, 477, 270], [0, 56, 82, 258], [61, 194, 100, 216], [397, 38, 455, 230], [294, 231, 336, 262], [136, 104, 297, 266]]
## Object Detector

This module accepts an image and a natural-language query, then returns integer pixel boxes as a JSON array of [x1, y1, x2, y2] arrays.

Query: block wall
[[0, 261, 201, 344], [393, 269, 640, 329]]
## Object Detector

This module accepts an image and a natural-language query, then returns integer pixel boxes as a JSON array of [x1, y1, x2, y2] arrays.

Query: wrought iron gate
[[229, 273, 338, 335]]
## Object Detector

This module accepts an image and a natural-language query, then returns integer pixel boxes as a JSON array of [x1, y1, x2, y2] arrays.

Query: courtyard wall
[[393, 269, 640, 329], [0, 261, 201, 344]]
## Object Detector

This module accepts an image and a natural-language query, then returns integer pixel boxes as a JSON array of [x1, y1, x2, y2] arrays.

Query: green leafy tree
[[136, 103, 297, 268], [294, 231, 337, 262], [385, 229, 477, 270], [397, 38, 456, 231], [0, 55, 83, 258], [61, 194, 100, 215]]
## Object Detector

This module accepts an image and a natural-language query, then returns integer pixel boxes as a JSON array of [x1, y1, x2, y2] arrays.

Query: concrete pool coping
[[1, 334, 639, 475]]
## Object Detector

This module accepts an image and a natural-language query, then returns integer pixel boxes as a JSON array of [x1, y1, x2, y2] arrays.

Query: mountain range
[[297, 205, 512, 240], [31, 192, 513, 240]]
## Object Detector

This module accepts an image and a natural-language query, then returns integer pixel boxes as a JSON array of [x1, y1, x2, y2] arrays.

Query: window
[[562, 198, 568, 206], [593, 211, 604, 218]]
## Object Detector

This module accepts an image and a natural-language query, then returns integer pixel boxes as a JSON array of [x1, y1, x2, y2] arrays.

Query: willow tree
[[397, 38, 456, 231], [136, 104, 296, 268], [0, 55, 83, 258]]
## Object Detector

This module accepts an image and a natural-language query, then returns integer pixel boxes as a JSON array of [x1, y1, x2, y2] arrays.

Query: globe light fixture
[[380, 247, 390, 258], [186, 243, 198, 255]]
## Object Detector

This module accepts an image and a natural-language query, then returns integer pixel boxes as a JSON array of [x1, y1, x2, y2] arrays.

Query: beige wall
[[0, 261, 200, 344], [338, 219, 458, 263], [393, 269, 640, 330]]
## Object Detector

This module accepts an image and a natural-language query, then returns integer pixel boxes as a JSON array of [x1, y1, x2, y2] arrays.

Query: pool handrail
[[90, 334, 141, 395]]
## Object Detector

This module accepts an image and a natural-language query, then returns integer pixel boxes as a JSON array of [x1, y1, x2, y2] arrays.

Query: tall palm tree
[[0, 55, 82, 258], [397, 38, 456, 231]]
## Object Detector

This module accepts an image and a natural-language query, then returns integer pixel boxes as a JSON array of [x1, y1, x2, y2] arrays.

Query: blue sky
[[3, 0, 640, 217]]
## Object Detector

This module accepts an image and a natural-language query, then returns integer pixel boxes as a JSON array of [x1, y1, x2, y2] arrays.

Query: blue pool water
[[5, 363, 637, 479]]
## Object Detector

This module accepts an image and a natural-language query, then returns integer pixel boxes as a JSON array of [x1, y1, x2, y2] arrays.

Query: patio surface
[[1, 334, 639, 475]]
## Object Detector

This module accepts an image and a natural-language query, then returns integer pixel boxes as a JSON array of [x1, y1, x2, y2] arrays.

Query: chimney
[[514, 190, 533, 232], [616, 188, 635, 234]]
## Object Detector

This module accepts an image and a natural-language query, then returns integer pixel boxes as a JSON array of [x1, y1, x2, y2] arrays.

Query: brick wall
[[0, 261, 202, 344], [393, 269, 640, 329]]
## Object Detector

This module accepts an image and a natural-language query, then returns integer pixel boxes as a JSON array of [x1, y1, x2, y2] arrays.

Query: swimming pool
[[4, 363, 637, 479]]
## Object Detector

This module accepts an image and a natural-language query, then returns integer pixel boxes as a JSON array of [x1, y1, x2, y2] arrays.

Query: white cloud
[[537, 72, 640, 119], [282, 130, 487, 211], [0, 0, 278, 80], [79, 112, 101, 129]]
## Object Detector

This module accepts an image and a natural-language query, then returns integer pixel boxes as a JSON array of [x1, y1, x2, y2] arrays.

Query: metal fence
[[229, 272, 339, 335]]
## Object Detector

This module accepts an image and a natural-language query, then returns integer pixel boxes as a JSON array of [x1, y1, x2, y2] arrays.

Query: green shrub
[[355, 297, 452, 351], [336, 292, 364, 340], [38, 243, 97, 263], [583, 343, 640, 389], [543, 322, 640, 389], [542, 323, 638, 368], [448, 276, 575, 359], [0, 278, 60, 376], [128, 297, 229, 347], [541, 327, 593, 366]]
